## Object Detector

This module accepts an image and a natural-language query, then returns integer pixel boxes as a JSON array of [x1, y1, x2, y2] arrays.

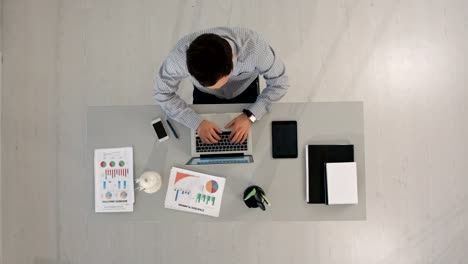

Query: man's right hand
[[196, 120, 222, 144]]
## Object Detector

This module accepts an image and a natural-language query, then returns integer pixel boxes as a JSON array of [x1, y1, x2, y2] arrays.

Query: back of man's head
[[186, 33, 233, 87]]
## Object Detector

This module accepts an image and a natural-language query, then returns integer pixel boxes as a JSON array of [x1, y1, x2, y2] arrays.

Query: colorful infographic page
[[94, 147, 134, 212], [164, 167, 226, 217]]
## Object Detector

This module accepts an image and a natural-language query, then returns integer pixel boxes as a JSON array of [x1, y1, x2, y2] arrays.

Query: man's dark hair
[[186, 33, 233, 87]]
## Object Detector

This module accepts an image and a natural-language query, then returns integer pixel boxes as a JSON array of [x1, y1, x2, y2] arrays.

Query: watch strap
[[242, 109, 253, 117]]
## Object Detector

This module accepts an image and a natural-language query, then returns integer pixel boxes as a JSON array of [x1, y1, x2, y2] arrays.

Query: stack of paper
[[325, 162, 358, 205], [164, 167, 226, 217], [94, 147, 135, 212]]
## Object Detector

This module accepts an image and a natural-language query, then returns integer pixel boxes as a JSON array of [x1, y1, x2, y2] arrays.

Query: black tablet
[[272, 121, 298, 158]]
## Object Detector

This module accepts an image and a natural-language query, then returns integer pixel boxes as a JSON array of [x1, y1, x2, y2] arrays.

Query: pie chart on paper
[[205, 180, 219, 193]]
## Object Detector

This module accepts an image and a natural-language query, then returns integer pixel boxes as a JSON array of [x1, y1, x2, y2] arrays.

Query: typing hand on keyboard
[[196, 131, 248, 153], [225, 114, 251, 144], [196, 120, 222, 144]]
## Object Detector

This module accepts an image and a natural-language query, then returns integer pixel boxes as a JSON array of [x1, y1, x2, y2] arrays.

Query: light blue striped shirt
[[153, 27, 289, 130]]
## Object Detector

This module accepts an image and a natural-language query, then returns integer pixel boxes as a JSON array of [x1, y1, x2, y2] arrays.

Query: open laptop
[[186, 113, 254, 165]]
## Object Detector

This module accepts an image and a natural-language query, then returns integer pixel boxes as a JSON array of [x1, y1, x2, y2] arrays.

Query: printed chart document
[[164, 167, 226, 217], [94, 147, 135, 212]]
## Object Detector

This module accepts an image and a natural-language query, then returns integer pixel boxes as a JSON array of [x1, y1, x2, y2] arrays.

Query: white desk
[[87, 102, 366, 221]]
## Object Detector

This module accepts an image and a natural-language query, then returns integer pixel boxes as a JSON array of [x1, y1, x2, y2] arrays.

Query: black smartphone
[[272, 121, 298, 158]]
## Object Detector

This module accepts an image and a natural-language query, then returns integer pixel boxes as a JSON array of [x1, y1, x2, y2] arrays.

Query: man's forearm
[[153, 85, 203, 130], [248, 77, 289, 120]]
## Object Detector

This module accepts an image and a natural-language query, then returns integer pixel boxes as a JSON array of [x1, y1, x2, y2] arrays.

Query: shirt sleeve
[[248, 34, 289, 120], [153, 51, 204, 130]]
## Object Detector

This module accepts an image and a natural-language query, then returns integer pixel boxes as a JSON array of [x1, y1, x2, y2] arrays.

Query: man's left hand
[[225, 114, 252, 144]]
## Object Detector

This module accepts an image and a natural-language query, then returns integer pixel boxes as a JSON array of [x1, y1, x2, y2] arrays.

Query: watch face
[[249, 116, 256, 123]]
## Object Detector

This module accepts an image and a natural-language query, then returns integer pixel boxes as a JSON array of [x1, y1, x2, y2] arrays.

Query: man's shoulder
[[170, 27, 261, 61], [178, 27, 258, 42], [208, 26, 258, 36]]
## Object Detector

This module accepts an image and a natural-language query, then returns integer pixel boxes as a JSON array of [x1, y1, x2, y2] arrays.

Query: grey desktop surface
[[87, 102, 366, 221]]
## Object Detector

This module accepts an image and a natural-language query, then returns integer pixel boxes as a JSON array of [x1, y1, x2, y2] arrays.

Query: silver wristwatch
[[243, 109, 257, 123]]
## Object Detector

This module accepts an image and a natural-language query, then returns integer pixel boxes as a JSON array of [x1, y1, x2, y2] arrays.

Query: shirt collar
[[222, 37, 238, 70]]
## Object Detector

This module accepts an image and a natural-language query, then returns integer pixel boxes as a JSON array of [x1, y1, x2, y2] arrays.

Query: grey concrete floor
[[2, 0, 468, 263]]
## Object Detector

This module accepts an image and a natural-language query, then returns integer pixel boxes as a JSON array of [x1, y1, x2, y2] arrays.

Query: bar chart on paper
[[174, 188, 191, 202], [104, 168, 130, 178]]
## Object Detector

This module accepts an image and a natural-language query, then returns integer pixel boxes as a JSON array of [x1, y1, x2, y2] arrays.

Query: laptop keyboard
[[196, 131, 248, 153]]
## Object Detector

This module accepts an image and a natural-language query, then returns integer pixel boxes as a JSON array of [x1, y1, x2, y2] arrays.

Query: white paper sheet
[[325, 162, 358, 205], [94, 147, 135, 212], [164, 167, 226, 217]]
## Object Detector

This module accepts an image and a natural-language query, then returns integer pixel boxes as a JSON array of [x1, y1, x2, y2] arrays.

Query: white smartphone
[[151, 118, 169, 142]]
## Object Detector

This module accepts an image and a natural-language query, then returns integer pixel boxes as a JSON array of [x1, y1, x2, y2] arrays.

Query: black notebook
[[305, 145, 354, 204]]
